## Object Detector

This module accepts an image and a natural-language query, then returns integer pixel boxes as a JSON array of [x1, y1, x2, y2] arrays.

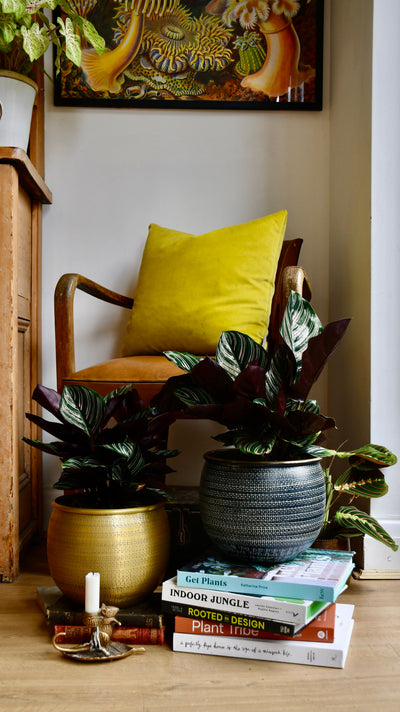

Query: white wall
[[366, 0, 400, 571], [41, 3, 332, 523], [329, 0, 400, 571], [328, 0, 372, 450]]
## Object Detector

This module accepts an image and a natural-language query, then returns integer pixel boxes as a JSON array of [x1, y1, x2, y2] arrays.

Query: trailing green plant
[[0, 0, 105, 76], [319, 444, 397, 550], [152, 291, 398, 551], [24, 383, 179, 509]]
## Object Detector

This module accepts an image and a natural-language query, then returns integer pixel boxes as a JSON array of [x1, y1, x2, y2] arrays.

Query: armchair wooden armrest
[[283, 265, 312, 301], [55, 274, 133, 392]]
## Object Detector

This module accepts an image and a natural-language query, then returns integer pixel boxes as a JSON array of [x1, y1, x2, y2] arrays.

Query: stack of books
[[37, 586, 166, 645], [162, 547, 356, 668]]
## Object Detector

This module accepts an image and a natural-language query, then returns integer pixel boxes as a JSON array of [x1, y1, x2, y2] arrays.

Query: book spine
[[116, 613, 164, 628], [173, 607, 336, 643], [53, 625, 165, 645], [163, 600, 298, 636], [172, 631, 349, 668], [113, 627, 165, 645], [46, 611, 164, 628], [161, 580, 311, 626], [176, 571, 339, 603]]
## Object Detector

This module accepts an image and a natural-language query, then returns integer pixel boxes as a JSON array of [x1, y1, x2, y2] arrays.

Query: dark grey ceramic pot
[[199, 449, 326, 564]]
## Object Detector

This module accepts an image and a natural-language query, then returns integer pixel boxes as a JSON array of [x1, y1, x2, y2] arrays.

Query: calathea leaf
[[334, 505, 398, 551], [334, 466, 389, 498], [264, 344, 294, 410], [60, 385, 105, 437], [163, 351, 201, 372], [62, 456, 107, 472], [173, 385, 217, 407], [280, 291, 323, 378], [190, 357, 235, 402], [301, 444, 337, 458], [21, 438, 80, 459], [233, 364, 267, 401], [215, 331, 269, 379], [290, 318, 351, 400], [284, 410, 335, 436], [31, 384, 62, 419], [24, 412, 86, 443], [348, 444, 397, 467]]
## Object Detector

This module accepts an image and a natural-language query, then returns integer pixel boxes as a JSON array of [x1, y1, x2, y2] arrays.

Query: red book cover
[[174, 603, 336, 643], [53, 625, 165, 645]]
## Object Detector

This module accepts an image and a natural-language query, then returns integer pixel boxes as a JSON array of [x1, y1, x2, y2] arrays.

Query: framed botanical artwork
[[54, 0, 324, 110]]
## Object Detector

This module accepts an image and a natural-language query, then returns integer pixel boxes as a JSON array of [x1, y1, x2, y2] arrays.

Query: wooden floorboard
[[1, 544, 399, 712]]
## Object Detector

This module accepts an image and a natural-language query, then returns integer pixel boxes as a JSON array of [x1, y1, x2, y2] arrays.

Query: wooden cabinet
[[0, 148, 52, 581]]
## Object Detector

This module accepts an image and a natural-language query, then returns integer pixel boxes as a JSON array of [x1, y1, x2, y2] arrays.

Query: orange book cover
[[174, 604, 336, 643]]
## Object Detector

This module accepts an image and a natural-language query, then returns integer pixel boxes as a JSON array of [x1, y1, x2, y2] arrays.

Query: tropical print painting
[[54, 0, 323, 109]]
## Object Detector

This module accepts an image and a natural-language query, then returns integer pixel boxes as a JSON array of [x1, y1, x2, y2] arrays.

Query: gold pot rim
[[52, 497, 166, 516]]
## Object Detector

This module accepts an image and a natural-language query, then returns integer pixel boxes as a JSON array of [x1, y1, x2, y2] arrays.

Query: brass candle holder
[[52, 603, 146, 662]]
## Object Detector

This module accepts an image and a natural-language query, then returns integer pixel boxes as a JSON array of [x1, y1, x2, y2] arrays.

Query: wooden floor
[[1, 544, 400, 712]]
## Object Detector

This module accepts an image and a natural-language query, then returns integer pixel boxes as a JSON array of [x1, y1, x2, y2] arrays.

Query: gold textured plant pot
[[47, 497, 170, 608]]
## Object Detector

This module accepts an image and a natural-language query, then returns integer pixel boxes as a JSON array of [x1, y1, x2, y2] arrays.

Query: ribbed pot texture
[[200, 449, 326, 564]]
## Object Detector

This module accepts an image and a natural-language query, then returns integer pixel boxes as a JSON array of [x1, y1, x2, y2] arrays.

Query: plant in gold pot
[[0, 0, 105, 148], [153, 291, 397, 564], [24, 383, 178, 607]]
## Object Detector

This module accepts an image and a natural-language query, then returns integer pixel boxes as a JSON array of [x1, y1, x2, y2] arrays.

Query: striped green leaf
[[280, 291, 322, 377], [231, 429, 276, 456], [103, 441, 145, 477], [60, 385, 105, 436], [286, 398, 320, 414], [213, 428, 276, 456], [61, 456, 106, 472], [348, 444, 397, 467], [334, 466, 388, 498], [163, 351, 201, 372], [334, 505, 398, 551], [103, 384, 136, 403], [174, 386, 217, 407], [264, 345, 288, 409], [300, 444, 337, 459], [215, 331, 269, 380]]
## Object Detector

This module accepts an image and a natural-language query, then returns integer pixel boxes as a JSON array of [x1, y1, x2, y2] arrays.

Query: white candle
[[85, 572, 100, 613]]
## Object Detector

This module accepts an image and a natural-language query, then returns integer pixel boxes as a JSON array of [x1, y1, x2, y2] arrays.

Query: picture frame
[[54, 0, 324, 110]]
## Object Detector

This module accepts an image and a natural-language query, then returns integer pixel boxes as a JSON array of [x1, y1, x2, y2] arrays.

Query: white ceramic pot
[[0, 71, 38, 151]]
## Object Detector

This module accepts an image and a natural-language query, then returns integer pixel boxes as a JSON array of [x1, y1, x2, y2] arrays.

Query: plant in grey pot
[[0, 0, 105, 148], [24, 383, 178, 607], [152, 291, 397, 564]]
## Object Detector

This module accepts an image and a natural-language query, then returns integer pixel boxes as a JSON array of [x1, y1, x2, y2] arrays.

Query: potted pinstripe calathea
[[152, 291, 397, 564], [24, 383, 178, 607]]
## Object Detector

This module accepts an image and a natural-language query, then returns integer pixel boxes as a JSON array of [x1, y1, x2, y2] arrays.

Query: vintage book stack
[[37, 588, 166, 645], [161, 548, 356, 668]]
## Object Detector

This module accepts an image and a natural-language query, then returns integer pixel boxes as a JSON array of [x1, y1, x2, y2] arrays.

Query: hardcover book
[[173, 604, 355, 668], [177, 549, 355, 603], [37, 586, 164, 628], [162, 576, 343, 633], [53, 624, 165, 645], [174, 603, 337, 643]]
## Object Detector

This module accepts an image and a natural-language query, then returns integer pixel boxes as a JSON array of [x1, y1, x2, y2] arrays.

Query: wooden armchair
[[54, 239, 311, 404]]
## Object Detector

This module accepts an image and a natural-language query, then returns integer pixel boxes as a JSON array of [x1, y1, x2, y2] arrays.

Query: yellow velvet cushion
[[122, 211, 287, 356]]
